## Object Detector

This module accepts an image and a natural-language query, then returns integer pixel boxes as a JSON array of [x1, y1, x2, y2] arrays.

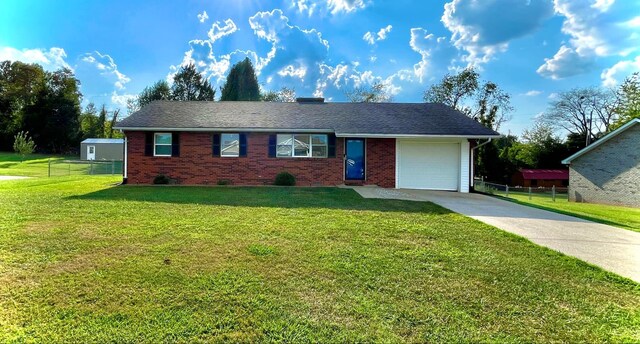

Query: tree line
[[2, 56, 638, 174]]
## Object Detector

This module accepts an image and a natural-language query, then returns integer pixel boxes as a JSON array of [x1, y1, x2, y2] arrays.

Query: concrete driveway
[[353, 187, 640, 283], [0, 176, 30, 181]]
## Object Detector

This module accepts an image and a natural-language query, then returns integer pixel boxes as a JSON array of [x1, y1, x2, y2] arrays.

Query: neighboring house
[[113, 99, 500, 191], [511, 169, 569, 188], [562, 118, 640, 207], [80, 138, 124, 161]]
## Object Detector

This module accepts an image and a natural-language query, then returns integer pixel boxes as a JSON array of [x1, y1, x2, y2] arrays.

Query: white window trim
[[221, 133, 240, 157], [277, 134, 328, 158], [154, 132, 172, 157]]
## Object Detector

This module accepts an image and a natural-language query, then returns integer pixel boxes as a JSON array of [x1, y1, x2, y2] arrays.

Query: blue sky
[[1, 0, 639, 135]]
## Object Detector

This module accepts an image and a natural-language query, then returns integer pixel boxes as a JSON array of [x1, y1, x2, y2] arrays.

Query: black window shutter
[[239, 133, 247, 157], [171, 132, 180, 157], [212, 134, 221, 156], [268, 134, 276, 158], [327, 134, 336, 158], [144, 132, 153, 156]]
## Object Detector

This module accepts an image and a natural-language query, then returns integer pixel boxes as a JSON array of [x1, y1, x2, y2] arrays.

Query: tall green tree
[[21, 68, 82, 153], [0, 61, 46, 150], [137, 80, 171, 109], [171, 64, 216, 101], [424, 68, 513, 182], [97, 105, 107, 137], [220, 58, 260, 101], [423, 67, 479, 115], [79, 103, 99, 139], [611, 72, 640, 130], [423, 67, 511, 131]]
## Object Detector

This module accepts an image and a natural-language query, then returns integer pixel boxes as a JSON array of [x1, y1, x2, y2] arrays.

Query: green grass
[[0, 176, 638, 342], [495, 192, 640, 232], [0, 151, 121, 177]]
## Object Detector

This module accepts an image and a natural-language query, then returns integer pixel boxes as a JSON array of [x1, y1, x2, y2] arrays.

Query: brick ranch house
[[114, 99, 500, 192], [562, 118, 640, 207]]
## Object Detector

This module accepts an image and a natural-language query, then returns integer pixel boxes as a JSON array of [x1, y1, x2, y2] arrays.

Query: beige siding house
[[562, 119, 640, 207]]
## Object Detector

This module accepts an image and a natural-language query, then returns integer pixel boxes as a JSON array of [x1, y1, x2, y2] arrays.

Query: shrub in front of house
[[217, 179, 231, 186], [153, 174, 170, 185], [274, 171, 296, 186]]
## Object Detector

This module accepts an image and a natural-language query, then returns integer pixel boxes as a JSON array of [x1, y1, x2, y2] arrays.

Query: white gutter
[[335, 133, 501, 139], [123, 135, 128, 183]]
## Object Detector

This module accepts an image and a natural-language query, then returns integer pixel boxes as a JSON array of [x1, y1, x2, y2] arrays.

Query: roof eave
[[561, 118, 640, 164], [334, 133, 501, 139], [113, 126, 501, 138]]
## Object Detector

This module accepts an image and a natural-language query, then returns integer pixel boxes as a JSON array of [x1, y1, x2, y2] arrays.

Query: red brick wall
[[124, 131, 396, 187], [366, 138, 396, 188]]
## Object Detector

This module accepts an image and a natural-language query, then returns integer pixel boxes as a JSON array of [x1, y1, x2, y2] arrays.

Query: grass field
[[0, 176, 639, 342], [0, 152, 121, 177], [495, 192, 640, 232]]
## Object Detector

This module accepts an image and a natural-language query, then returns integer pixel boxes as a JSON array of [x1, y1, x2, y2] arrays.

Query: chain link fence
[[48, 159, 123, 177], [473, 179, 569, 202]]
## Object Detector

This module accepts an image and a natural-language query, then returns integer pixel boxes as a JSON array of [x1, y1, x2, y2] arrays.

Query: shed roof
[[81, 138, 124, 144], [562, 118, 640, 164], [519, 169, 569, 180], [114, 101, 500, 138]]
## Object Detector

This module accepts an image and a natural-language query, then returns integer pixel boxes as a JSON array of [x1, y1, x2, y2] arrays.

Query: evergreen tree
[[220, 58, 260, 101], [137, 80, 171, 108], [97, 105, 107, 137], [171, 64, 215, 101]]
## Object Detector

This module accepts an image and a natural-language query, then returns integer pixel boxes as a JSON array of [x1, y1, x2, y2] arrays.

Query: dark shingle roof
[[114, 101, 500, 137]]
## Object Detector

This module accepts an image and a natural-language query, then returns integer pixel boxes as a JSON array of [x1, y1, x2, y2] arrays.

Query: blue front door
[[345, 139, 365, 180]]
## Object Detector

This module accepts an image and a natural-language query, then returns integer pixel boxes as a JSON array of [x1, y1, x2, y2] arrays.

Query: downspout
[[123, 133, 128, 184], [470, 138, 492, 190]]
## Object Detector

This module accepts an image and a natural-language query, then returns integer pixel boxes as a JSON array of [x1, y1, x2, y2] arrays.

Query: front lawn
[[498, 192, 640, 232], [0, 177, 639, 342]]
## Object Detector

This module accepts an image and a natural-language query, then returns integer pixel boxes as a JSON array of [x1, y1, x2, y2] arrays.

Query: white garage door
[[397, 141, 460, 190]]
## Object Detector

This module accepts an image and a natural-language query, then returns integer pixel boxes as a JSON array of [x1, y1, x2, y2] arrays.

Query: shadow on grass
[[492, 195, 634, 231], [69, 185, 449, 214]]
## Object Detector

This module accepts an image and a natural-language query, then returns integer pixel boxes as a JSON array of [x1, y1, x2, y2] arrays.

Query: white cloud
[[0, 46, 72, 71], [591, 0, 615, 12], [278, 64, 308, 80], [363, 25, 392, 45], [536, 45, 594, 79], [601, 56, 640, 87], [249, 9, 330, 89], [80, 51, 131, 90], [363, 32, 375, 45], [409, 27, 457, 82], [197, 11, 209, 23], [292, 0, 367, 16], [442, 0, 554, 65], [523, 90, 542, 96], [539, 0, 640, 79], [208, 19, 238, 43], [168, 19, 240, 84], [111, 91, 136, 109]]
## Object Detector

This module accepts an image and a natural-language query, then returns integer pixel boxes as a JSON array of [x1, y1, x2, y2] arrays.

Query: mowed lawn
[[0, 177, 639, 342], [499, 192, 640, 232]]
